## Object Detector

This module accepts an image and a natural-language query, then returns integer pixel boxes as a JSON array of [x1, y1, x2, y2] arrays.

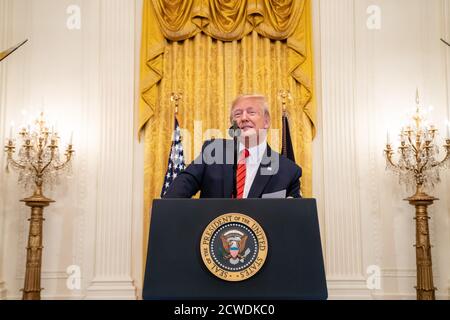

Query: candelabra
[[4, 112, 74, 300], [384, 93, 450, 300]]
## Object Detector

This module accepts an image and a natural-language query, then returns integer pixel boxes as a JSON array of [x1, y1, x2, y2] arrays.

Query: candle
[[447, 121, 450, 139], [387, 130, 390, 145], [69, 131, 73, 145]]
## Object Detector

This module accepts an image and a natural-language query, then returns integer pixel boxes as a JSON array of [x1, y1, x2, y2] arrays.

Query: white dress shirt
[[238, 139, 267, 198]]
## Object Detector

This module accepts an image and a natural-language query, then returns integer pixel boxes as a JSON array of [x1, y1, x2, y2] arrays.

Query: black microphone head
[[228, 121, 241, 138]]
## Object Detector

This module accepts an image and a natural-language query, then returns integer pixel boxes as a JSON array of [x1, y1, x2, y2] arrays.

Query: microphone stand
[[230, 121, 240, 198]]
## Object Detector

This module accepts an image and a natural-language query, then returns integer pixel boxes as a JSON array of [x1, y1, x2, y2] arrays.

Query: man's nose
[[240, 111, 249, 121]]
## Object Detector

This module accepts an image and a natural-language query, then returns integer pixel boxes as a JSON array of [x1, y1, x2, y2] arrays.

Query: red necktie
[[236, 149, 250, 199]]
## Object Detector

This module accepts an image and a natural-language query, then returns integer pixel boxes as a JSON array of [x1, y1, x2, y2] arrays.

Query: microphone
[[228, 121, 241, 138]]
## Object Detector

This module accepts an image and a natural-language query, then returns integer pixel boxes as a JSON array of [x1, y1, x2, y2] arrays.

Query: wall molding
[[0, 0, 12, 300], [440, 0, 450, 298], [311, 0, 326, 256], [356, 0, 382, 274], [372, 293, 450, 300], [0, 281, 5, 300], [7, 294, 85, 300], [131, 0, 145, 300], [86, 280, 136, 300], [318, 0, 364, 280], [85, 0, 137, 300], [444, 0, 450, 118], [381, 269, 416, 279], [76, 0, 101, 297], [378, 269, 450, 299], [448, 279, 450, 297], [326, 279, 372, 300]]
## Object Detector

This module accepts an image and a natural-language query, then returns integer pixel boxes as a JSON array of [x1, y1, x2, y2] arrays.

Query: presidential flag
[[282, 113, 296, 163], [161, 117, 186, 197]]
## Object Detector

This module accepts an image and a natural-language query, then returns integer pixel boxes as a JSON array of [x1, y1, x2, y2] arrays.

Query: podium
[[143, 199, 327, 300]]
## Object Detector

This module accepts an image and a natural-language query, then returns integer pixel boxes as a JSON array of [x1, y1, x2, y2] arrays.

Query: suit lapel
[[248, 145, 274, 198], [223, 140, 234, 198], [223, 164, 234, 198]]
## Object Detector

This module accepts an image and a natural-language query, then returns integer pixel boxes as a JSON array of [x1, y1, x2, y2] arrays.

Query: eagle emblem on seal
[[220, 230, 251, 265]]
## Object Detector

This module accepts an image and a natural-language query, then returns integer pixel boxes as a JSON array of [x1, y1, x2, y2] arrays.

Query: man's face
[[231, 97, 270, 138]]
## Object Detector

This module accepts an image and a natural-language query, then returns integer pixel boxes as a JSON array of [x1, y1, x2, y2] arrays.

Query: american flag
[[161, 117, 186, 197]]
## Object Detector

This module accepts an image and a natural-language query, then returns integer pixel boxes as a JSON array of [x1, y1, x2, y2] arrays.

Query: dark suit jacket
[[163, 139, 302, 198]]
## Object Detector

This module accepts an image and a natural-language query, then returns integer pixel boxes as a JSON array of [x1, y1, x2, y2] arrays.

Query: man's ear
[[264, 116, 270, 129]]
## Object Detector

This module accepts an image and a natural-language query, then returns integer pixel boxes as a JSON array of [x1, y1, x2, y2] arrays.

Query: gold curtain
[[139, 0, 315, 266]]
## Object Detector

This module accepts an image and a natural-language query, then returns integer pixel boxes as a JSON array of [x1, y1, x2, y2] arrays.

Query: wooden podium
[[143, 199, 327, 300]]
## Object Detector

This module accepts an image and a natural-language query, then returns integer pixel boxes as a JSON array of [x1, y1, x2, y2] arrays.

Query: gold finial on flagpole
[[170, 92, 183, 116], [278, 90, 292, 116]]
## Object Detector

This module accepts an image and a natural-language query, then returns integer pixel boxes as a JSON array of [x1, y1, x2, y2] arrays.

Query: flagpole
[[170, 92, 182, 117], [279, 90, 291, 156], [161, 93, 186, 197], [279, 90, 290, 117], [0, 39, 28, 62], [441, 38, 450, 47]]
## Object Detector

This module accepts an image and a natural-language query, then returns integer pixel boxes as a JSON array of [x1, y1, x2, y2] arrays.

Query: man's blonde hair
[[229, 94, 271, 124]]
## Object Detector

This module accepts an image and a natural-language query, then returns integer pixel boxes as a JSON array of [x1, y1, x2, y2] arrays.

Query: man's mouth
[[241, 125, 254, 131]]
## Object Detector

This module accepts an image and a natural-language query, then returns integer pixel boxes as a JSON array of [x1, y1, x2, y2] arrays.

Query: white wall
[[0, 0, 449, 300], [0, 0, 142, 299], [313, 0, 450, 299]]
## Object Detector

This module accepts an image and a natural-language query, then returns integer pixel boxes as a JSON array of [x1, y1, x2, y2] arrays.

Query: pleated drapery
[[139, 0, 316, 265]]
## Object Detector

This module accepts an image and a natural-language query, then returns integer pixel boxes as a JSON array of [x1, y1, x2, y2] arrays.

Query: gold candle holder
[[4, 112, 75, 300], [383, 92, 450, 300]]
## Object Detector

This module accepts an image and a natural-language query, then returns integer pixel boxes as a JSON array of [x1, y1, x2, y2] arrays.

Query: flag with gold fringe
[[160, 117, 186, 197]]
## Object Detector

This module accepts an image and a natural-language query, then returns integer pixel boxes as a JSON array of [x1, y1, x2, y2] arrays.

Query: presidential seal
[[200, 213, 268, 282]]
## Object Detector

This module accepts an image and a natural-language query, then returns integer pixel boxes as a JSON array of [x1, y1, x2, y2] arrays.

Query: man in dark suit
[[163, 94, 302, 199]]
